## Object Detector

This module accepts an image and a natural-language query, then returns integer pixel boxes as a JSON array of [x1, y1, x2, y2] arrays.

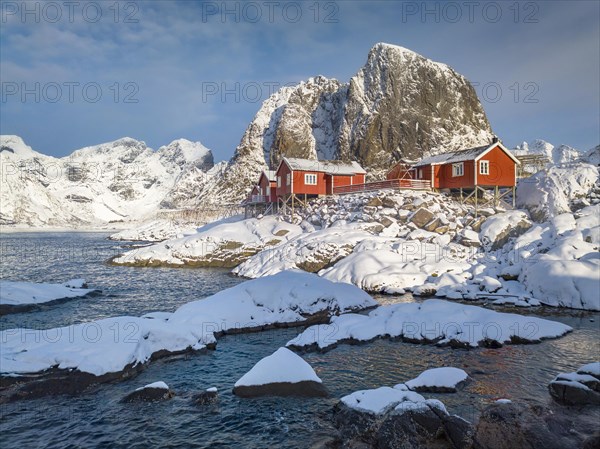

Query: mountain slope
[[0, 136, 215, 227]]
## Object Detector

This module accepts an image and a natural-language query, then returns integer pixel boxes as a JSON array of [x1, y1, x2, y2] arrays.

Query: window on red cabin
[[479, 160, 490, 175], [452, 162, 464, 177], [304, 173, 317, 185], [286, 173, 291, 185], [277, 176, 281, 188]]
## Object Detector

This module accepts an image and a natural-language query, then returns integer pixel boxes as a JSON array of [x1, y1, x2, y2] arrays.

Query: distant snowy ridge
[[512, 139, 581, 165], [0, 135, 217, 227]]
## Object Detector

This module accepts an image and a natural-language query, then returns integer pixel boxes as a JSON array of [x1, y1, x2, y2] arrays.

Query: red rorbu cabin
[[387, 139, 519, 190], [275, 157, 366, 201]]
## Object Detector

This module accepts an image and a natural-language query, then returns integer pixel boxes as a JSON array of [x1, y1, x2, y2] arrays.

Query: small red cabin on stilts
[[387, 138, 520, 212], [275, 157, 366, 213]]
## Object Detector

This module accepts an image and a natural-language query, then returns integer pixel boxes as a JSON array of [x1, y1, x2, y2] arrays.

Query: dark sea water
[[1, 232, 598, 448]]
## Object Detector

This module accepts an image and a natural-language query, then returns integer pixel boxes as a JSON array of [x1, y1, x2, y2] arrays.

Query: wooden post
[[460, 187, 463, 202], [291, 194, 295, 220], [494, 185, 499, 208], [512, 186, 516, 208], [474, 186, 478, 218]]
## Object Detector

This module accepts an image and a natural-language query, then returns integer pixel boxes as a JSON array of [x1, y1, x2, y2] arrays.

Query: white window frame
[[277, 176, 281, 188], [304, 173, 317, 185], [418, 169, 423, 179], [452, 162, 464, 177], [286, 173, 291, 185], [266, 185, 271, 196], [479, 160, 490, 175]]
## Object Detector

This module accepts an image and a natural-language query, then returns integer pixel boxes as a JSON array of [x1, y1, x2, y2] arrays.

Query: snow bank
[[1, 271, 374, 378], [0, 279, 98, 308], [404, 367, 469, 392], [111, 216, 303, 267], [517, 205, 600, 311], [287, 299, 572, 351], [234, 347, 322, 387]]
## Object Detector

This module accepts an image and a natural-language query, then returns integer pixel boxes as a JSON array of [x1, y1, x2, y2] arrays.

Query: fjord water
[[1, 233, 598, 448]]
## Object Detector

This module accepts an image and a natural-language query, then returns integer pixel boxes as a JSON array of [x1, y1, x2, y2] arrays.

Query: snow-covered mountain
[[195, 43, 495, 205], [513, 139, 581, 165], [0, 135, 216, 227]]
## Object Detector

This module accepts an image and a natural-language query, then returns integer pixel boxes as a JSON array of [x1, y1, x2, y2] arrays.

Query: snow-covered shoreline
[[0, 279, 100, 314], [0, 271, 375, 401]]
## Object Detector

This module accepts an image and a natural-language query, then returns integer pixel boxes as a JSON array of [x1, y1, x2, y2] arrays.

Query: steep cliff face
[[339, 43, 493, 177], [215, 42, 494, 202]]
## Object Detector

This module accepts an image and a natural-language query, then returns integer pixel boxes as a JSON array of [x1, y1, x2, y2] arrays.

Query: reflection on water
[[1, 233, 598, 448]]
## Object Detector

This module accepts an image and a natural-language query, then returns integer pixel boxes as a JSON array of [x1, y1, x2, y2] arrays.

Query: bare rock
[[409, 208, 436, 228]]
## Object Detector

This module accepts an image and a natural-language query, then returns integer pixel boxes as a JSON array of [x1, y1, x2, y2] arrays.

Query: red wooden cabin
[[387, 140, 519, 190], [275, 157, 366, 199]]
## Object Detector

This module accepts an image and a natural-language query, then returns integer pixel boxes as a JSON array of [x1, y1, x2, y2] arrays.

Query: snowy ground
[[0, 279, 98, 310], [0, 271, 375, 377]]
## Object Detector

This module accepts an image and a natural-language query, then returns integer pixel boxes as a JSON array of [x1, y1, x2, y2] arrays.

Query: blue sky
[[1, 1, 598, 161]]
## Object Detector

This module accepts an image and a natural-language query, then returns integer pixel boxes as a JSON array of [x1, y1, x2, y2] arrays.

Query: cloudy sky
[[1, 0, 598, 161]]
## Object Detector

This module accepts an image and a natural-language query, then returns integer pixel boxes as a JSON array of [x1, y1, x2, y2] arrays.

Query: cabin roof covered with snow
[[415, 142, 519, 166], [281, 157, 367, 175], [262, 170, 277, 182]]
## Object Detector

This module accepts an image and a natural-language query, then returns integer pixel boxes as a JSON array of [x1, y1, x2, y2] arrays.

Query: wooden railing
[[248, 195, 269, 204], [333, 178, 431, 195]]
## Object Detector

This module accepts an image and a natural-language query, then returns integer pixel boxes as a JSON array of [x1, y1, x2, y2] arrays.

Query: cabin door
[[325, 175, 333, 195]]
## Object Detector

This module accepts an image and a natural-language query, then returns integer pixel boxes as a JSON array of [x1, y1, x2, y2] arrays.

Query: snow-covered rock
[[333, 384, 470, 449], [122, 381, 174, 403], [340, 386, 445, 416], [549, 363, 600, 405], [111, 216, 302, 267], [287, 299, 572, 351], [479, 211, 532, 250], [232, 224, 377, 278], [319, 241, 473, 294], [0, 279, 98, 313], [516, 162, 598, 221], [404, 367, 470, 393], [233, 347, 326, 397]]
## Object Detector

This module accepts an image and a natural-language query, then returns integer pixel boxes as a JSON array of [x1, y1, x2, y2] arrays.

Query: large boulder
[[332, 386, 472, 449], [548, 362, 600, 406], [233, 347, 327, 398], [479, 211, 532, 250]]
